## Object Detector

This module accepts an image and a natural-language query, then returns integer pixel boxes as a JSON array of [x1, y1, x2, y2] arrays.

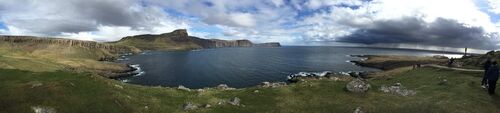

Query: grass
[[1, 67, 499, 113]]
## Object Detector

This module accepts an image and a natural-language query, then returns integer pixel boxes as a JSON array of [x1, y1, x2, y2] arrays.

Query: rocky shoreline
[[106, 54, 379, 90], [347, 55, 448, 70]]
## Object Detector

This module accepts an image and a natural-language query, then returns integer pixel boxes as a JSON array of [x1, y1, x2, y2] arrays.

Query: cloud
[[336, 17, 499, 49], [0, 0, 188, 41], [0, 0, 500, 50]]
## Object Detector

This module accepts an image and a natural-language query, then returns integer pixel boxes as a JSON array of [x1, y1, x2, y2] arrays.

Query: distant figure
[[486, 61, 499, 94], [448, 58, 455, 67], [482, 59, 492, 88]]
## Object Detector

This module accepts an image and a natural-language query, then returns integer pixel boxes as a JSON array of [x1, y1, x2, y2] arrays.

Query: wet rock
[[183, 102, 198, 110], [32, 106, 56, 113], [380, 83, 416, 96], [353, 107, 364, 113], [346, 79, 371, 93], [228, 97, 241, 106], [177, 85, 191, 91]]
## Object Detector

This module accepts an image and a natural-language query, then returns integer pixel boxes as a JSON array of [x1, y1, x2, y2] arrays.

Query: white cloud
[[0, 0, 190, 41], [488, 0, 500, 14], [229, 13, 256, 27], [1, 0, 500, 49]]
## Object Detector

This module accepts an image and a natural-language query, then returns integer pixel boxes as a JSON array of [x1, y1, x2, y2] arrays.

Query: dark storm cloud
[[337, 17, 499, 50]]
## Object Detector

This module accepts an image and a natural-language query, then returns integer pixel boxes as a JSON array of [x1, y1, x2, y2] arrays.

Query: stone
[[217, 100, 226, 105], [217, 84, 235, 90], [114, 84, 123, 89], [204, 104, 211, 108], [31, 82, 43, 88], [353, 107, 364, 113], [177, 85, 191, 91], [254, 90, 259, 93], [32, 106, 56, 113], [228, 97, 241, 106], [183, 102, 198, 110], [346, 79, 371, 93], [380, 83, 416, 96], [260, 82, 286, 88], [438, 79, 448, 85]]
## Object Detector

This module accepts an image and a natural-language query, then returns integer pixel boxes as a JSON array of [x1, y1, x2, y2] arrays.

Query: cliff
[[254, 42, 281, 47], [116, 29, 280, 50], [0, 36, 140, 55]]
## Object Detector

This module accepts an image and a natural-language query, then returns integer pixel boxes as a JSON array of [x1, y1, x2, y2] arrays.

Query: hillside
[[1, 65, 498, 113], [0, 36, 141, 77], [114, 29, 280, 51]]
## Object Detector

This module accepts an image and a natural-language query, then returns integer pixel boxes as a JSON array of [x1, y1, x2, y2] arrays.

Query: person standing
[[486, 61, 499, 94], [482, 59, 492, 88]]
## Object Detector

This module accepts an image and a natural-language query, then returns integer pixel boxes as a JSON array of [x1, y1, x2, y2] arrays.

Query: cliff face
[[0, 36, 140, 54], [117, 29, 280, 50], [254, 42, 281, 47]]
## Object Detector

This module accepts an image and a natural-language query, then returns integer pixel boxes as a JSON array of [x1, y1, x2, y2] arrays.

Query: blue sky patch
[[0, 22, 7, 30]]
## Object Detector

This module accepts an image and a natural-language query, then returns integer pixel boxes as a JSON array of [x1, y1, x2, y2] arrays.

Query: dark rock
[[438, 79, 448, 85]]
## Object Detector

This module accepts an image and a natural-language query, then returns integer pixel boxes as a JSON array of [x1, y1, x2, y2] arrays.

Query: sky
[[1, 0, 500, 51]]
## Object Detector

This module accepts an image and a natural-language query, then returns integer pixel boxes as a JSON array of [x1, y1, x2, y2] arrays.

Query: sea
[[117, 46, 464, 88]]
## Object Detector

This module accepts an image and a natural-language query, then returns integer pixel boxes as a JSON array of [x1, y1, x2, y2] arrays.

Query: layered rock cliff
[[254, 42, 281, 47], [0, 36, 140, 54], [116, 29, 280, 51]]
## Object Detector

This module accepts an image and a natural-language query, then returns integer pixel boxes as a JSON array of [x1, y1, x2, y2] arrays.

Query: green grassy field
[[1, 67, 499, 113]]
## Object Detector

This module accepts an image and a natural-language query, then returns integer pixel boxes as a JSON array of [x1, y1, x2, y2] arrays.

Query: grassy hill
[[0, 36, 140, 77], [113, 34, 203, 51], [113, 29, 278, 51], [1, 66, 498, 113]]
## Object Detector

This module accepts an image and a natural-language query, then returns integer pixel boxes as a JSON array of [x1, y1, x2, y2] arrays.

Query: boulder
[[183, 102, 198, 110], [380, 83, 416, 96], [260, 82, 286, 88], [228, 97, 241, 106], [177, 85, 191, 91], [438, 79, 448, 85], [353, 107, 364, 113], [217, 84, 235, 90], [204, 104, 211, 108], [32, 106, 56, 113], [346, 79, 371, 93]]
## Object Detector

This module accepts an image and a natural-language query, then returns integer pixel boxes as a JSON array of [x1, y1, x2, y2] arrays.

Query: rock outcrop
[[346, 79, 371, 93], [379, 83, 416, 96]]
